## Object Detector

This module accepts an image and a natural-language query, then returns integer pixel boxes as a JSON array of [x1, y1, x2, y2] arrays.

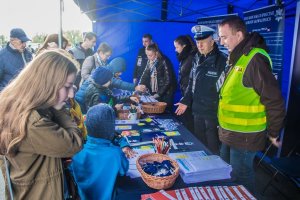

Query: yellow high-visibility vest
[[218, 48, 272, 133]]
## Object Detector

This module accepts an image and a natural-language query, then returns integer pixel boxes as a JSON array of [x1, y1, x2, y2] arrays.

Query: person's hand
[[135, 85, 146, 92], [268, 136, 281, 148], [174, 102, 187, 115], [122, 146, 137, 158], [115, 103, 123, 111], [130, 96, 139, 103]]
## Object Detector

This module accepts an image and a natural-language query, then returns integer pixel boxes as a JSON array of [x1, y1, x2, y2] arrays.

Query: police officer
[[175, 25, 227, 154]]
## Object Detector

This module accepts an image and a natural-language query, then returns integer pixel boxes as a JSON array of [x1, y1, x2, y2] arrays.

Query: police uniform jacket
[[181, 43, 227, 119]]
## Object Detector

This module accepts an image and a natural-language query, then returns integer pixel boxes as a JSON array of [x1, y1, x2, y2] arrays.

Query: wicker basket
[[136, 153, 179, 190], [117, 109, 141, 120], [141, 102, 167, 114]]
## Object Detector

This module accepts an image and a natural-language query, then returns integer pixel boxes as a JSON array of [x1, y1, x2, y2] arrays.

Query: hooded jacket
[[1, 108, 83, 200], [218, 32, 285, 151]]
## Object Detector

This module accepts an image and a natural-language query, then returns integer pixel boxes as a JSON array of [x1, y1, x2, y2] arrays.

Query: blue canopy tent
[[73, 0, 296, 99], [73, 0, 298, 155]]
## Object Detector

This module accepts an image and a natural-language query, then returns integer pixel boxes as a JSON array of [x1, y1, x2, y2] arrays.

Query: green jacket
[[1, 108, 83, 200]]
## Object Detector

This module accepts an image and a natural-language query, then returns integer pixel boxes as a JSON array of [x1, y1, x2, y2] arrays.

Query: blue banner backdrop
[[243, 4, 285, 85]]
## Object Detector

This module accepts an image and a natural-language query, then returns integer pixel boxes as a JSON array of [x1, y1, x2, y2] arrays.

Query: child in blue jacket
[[70, 104, 134, 200], [75, 67, 139, 114]]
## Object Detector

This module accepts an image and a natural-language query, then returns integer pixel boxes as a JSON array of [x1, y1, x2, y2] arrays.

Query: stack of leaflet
[[169, 151, 232, 184]]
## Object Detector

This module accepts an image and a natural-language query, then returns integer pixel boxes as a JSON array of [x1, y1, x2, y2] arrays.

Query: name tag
[[137, 58, 142, 66], [206, 70, 218, 77]]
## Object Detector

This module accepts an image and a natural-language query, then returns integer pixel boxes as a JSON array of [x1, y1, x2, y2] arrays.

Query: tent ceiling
[[73, 0, 296, 22]]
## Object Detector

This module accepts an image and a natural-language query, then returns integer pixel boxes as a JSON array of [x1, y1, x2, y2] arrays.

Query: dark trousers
[[194, 115, 220, 154], [178, 107, 194, 133]]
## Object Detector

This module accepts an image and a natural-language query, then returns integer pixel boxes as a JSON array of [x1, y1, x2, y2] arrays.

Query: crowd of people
[[0, 15, 285, 199]]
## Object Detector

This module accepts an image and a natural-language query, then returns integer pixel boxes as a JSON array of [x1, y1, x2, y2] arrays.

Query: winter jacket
[[110, 77, 135, 91], [69, 43, 94, 68], [70, 136, 129, 200], [75, 78, 132, 114], [0, 43, 32, 90], [133, 47, 148, 80], [181, 43, 227, 119], [1, 108, 83, 200], [176, 46, 196, 96], [81, 57, 136, 91], [81, 54, 107, 81], [139, 57, 176, 107], [218, 32, 286, 151]]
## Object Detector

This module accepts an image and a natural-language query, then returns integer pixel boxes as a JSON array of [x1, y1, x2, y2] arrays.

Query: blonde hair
[[0, 49, 78, 155]]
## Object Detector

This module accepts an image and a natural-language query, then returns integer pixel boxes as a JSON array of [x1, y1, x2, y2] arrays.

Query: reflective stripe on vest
[[218, 48, 271, 133]]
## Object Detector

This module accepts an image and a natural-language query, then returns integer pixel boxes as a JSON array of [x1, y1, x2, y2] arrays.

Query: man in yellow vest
[[217, 16, 285, 194]]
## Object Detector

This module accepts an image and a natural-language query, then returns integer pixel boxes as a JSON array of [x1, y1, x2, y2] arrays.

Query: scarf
[[69, 98, 87, 139], [149, 59, 158, 93]]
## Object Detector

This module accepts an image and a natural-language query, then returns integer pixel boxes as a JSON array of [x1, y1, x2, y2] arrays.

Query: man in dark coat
[[69, 32, 97, 87], [0, 28, 32, 90], [175, 25, 227, 155], [133, 33, 153, 85]]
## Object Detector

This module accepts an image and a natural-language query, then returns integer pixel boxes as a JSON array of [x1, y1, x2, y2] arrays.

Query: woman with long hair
[[0, 50, 83, 199], [139, 43, 176, 111], [173, 35, 197, 132], [35, 33, 69, 55]]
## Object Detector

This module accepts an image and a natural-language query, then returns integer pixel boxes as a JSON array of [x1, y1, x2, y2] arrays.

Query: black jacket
[[69, 43, 94, 67], [139, 57, 176, 106], [181, 44, 227, 119], [177, 46, 196, 96], [133, 47, 148, 80]]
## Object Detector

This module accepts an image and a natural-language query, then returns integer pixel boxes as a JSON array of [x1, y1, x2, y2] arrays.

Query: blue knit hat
[[106, 57, 126, 73], [91, 67, 113, 86], [85, 103, 116, 140]]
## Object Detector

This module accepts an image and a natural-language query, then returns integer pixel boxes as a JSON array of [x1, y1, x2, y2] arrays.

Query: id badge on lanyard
[[216, 71, 225, 92]]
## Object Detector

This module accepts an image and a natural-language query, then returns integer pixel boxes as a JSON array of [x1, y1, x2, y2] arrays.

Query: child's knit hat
[[91, 67, 113, 86], [85, 103, 116, 140]]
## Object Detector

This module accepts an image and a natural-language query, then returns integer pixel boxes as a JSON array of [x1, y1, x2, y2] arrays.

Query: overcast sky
[[0, 0, 92, 38]]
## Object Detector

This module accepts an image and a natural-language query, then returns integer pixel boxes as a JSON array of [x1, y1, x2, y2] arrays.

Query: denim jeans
[[220, 143, 257, 194]]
